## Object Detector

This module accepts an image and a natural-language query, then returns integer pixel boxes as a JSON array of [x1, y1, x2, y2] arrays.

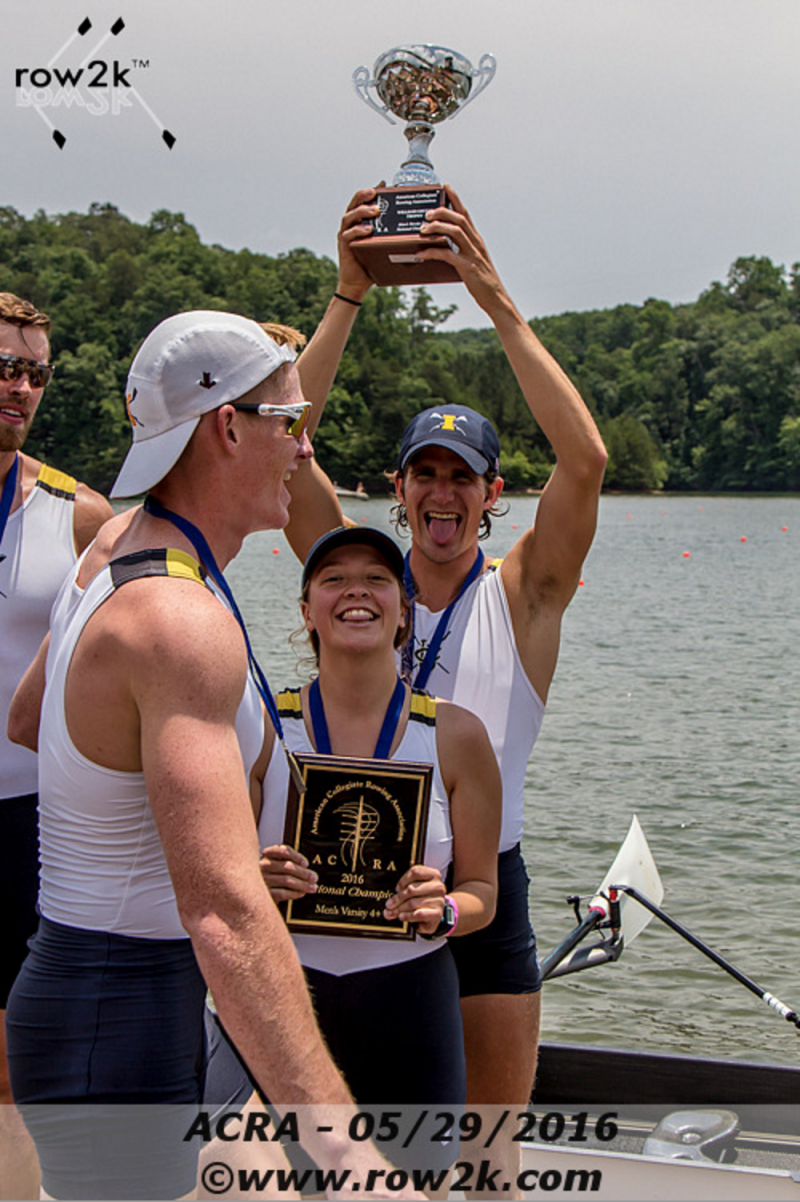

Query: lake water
[[226, 493, 800, 1068]]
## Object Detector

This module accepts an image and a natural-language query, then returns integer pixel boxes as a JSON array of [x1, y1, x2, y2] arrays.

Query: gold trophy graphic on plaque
[[338, 796, 380, 872]]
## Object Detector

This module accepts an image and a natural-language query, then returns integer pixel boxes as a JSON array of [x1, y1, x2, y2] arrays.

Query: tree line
[[2, 202, 798, 494]]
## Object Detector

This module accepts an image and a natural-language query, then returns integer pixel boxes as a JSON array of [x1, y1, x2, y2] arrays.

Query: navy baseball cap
[[398, 404, 501, 475], [302, 526, 405, 589]]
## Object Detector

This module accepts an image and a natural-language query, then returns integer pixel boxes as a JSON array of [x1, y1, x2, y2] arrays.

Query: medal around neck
[[352, 45, 496, 286]]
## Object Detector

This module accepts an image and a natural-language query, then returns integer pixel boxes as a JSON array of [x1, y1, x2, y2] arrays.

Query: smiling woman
[[298, 525, 411, 672], [204, 524, 503, 1173]]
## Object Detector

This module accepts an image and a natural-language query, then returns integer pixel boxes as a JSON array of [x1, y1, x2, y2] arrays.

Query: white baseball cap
[[110, 311, 296, 499]]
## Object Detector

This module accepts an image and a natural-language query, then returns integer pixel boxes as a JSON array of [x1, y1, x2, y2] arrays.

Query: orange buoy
[[781, 526, 788, 532], [740, 536, 747, 543], [272, 548, 280, 554], [683, 551, 691, 558]]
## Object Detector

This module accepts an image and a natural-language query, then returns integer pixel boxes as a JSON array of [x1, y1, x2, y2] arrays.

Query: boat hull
[[497, 1043, 800, 1201]]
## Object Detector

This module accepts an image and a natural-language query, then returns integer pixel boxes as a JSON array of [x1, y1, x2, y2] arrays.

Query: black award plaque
[[282, 753, 432, 940], [351, 186, 457, 286]]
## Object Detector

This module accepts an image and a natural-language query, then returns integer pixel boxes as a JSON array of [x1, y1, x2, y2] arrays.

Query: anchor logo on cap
[[429, 412, 468, 435]]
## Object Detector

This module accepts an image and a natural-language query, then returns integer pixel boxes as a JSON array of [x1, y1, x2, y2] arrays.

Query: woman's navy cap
[[302, 526, 405, 589], [398, 404, 501, 475]]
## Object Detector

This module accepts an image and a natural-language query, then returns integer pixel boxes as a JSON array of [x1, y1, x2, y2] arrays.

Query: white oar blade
[[592, 815, 664, 945]]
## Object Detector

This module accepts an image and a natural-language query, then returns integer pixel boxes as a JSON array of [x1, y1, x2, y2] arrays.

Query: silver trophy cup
[[353, 45, 496, 185], [349, 45, 496, 285]]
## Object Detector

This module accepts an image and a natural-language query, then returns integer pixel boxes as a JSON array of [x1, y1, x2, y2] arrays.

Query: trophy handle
[[456, 53, 497, 116], [352, 65, 397, 125]]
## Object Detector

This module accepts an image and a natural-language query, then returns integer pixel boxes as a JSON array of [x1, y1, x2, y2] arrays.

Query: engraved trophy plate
[[352, 44, 496, 285], [282, 753, 433, 940]]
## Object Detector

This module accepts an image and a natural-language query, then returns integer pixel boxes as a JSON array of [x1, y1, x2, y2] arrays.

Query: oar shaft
[[619, 885, 800, 1029]]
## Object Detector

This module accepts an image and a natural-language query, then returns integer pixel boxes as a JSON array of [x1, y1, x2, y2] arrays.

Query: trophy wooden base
[[351, 185, 460, 286]]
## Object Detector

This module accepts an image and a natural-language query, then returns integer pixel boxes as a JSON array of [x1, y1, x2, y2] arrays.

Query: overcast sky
[[4, 0, 799, 330]]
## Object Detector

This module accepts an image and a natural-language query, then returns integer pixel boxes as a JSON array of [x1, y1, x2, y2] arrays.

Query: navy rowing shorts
[[0, 793, 40, 1008], [6, 916, 207, 1199], [448, 844, 542, 997]]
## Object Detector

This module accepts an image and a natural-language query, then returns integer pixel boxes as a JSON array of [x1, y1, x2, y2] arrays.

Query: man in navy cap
[[301, 185, 607, 1192]]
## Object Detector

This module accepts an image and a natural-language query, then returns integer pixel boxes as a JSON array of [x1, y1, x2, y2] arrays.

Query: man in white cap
[[6, 310, 413, 1200]]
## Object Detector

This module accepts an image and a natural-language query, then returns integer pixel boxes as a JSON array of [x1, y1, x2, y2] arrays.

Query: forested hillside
[[1, 202, 798, 494]]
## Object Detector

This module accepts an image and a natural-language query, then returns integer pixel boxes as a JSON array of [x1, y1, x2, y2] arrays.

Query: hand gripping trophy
[[352, 45, 496, 285]]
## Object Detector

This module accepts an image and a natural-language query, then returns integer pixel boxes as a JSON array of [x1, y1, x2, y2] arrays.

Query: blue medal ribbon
[[0, 453, 20, 553], [401, 548, 484, 691], [143, 495, 305, 791], [309, 675, 406, 759]]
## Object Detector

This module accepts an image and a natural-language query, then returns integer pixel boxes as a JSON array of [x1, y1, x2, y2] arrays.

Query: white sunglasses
[[231, 400, 311, 438]]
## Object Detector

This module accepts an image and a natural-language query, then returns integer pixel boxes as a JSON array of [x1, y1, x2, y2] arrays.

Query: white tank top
[[402, 564, 545, 852], [38, 548, 264, 940], [259, 688, 452, 975], [1, 465, 78, 799]]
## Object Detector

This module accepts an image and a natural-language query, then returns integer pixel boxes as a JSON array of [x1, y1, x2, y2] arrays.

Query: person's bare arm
[[296, 187, 378, 437], [387, 701, 500, 936], [7, 633, 49, 752], [8, 486, 114, 751], [73, 482, 114, 554], [409, 187, 608, 694], [435, 700, 500, 933], [282, 189, 379, 563], [247, 706, 275, 824], [282, 458, 346, 564]]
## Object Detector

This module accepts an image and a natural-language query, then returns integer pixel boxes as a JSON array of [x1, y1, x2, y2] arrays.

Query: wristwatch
[[419, 895, 458, 940]]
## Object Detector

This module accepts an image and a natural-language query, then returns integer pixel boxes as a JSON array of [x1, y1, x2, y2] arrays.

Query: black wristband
[[333, 292, 362, 307]]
